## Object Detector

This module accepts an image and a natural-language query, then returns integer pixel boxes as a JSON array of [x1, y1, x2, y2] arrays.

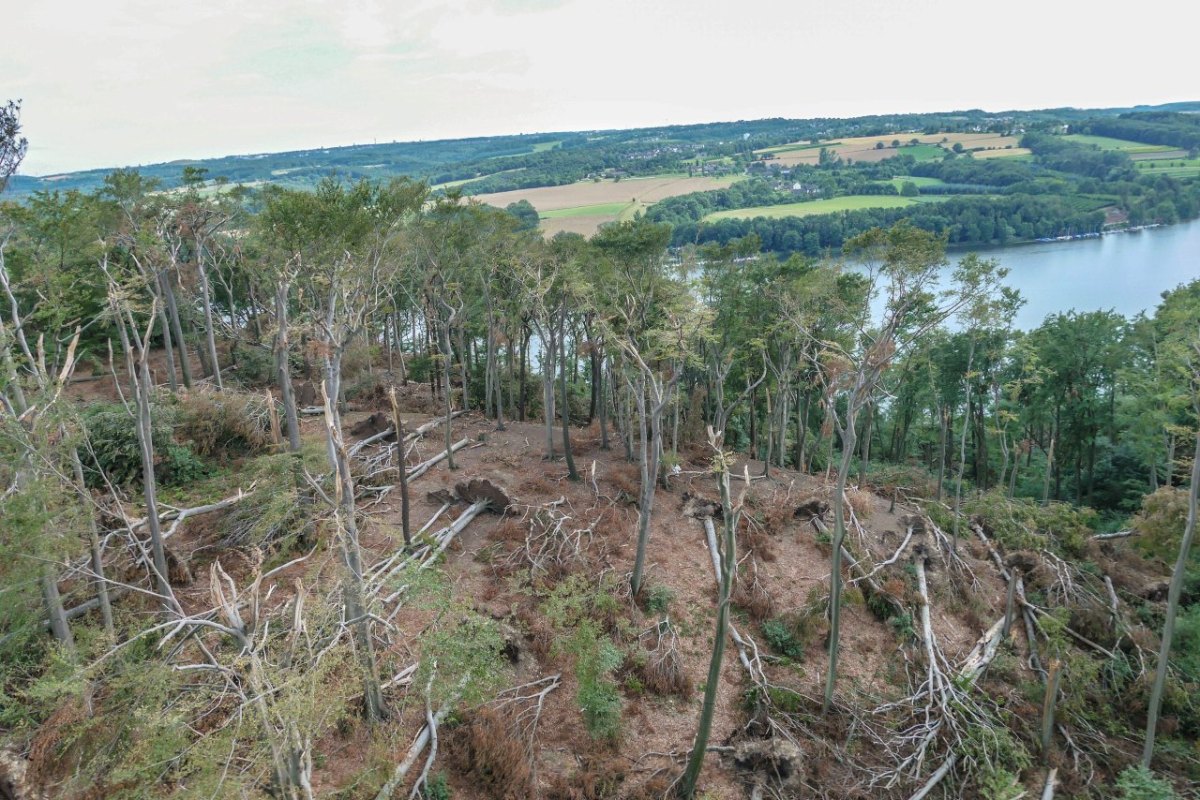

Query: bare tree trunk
[[631, 374, 654, 596], [389, 389, 412, 548], [541, 325, 556, 460], [824, 415, 856, 712], [953, 341, 975, 547], [935, 405, 948, 501], [558, 310, 578, 481], [438, 310, 457, 472], [195, 241, 223, 388], [679, 440, 737, 798], [1143, 431, 1200, 767], [72, 447, 114, 638], [162, 269, 194, 388], [275, 283, 302, 453], [1042, 417, 1057, 507], [41, 567, 75, 655], [155, 272, 178, 393], [321, 370, 388, 723], [598, 350, 609, 450]]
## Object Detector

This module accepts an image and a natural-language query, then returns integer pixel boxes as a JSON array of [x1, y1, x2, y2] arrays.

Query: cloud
[[6, 0, 1197, 175]]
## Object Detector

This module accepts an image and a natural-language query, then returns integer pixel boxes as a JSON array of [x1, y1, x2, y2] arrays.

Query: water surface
[[964, 219, 1200, 329]]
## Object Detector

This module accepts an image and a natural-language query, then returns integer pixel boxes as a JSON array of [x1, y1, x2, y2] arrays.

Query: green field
[[879, 176, 946, 190], [539, 202, 639, 219], [897, 144, 946, 162], [704, 195, 924, 221], [1136, 157, 1200, 178], [1062, 134, 1174, 154]]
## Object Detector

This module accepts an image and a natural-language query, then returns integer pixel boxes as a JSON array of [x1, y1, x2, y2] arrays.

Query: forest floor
[[29, 372, 1174, 799]]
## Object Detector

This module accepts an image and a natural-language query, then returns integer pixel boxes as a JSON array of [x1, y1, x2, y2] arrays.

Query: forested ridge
[[3, 101, 1200, 800]]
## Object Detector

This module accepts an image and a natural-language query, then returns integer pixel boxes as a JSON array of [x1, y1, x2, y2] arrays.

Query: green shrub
[[761, 617, 804, 660], [421, 773, 452, 800], [645, 584, 674, 615], [569, 621, 622, 740], [1115, 766, 1178, 800], [963, 491, 1096, 556], [229, 345, 275, 387], [80, 403, 208, 487]]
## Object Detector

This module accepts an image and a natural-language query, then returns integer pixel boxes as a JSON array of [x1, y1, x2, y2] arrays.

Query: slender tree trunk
[[796, 389, 809, 474], [155, 273, 178, 392], [598, 351, 610, 450], [275, 284, 302, 453], [388, 389, 411, 548], [558, 310, 578, 481], [41, 567, 75, 655], [935, 405, 948, 501], [824, 401, 860, 713], [321, 367, 387, 723], [162, 269, 193, 388], [1142, 431, 1200, 767], [679, 453, 737, 798], [1042, 417, 1058, 507], [71, 447, 114, 638], [438, 310, 457, 471], [541, 325, 556, 460], [518, 322, 529, 422], [630, 374, 663, 597]]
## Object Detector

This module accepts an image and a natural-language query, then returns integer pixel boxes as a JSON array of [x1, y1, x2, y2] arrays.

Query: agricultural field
[[475, 174, 741, 235], [756, 132, 1026, 167], [1136, 157, 1200, 178], [703, 194, 925, 221], [1062, 133, 1175, 153], [878, 175, 946, 191]]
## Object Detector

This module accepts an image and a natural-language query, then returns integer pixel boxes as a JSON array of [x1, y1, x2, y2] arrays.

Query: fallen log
[[1091, 530, 1137, 541], [405, 438, 471, 482], [349, 410, 467, 457], [1041, 767, 1058, 800]]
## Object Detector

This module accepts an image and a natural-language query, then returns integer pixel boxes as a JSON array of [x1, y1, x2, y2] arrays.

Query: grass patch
[[541, 201, 637, 219], [703, 194, 925, 221], [881, 176, 946, 189], [1062, 134, 1174, 153]]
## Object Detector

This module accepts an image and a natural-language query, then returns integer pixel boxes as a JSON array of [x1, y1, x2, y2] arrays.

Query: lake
[[961, 219, 1200, 330]]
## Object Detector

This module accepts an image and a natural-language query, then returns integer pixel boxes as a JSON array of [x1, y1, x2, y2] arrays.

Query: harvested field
[[474, 174, 741, 236], [758, 132, 1026, 166]]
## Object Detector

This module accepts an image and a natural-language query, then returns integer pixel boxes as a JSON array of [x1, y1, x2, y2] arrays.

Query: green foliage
[[80, 402, 208, 487], [568, 620, 623, 740], [761, 617, 805, 660], [1173, 604, 1200, 683], [1115, 766, 1178, 800], [964, 492, 1096, 556], [977, 768, 1025, 800], [421, 773, 452, 800], [957, 716, 1032, 794], [888, 612, 916, 641], [417, 610, 508, 709], [645, 583, 674, 615], [228, 344, 275, 387]]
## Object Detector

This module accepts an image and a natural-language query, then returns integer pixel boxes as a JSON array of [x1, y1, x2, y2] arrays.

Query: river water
[[960, 219, 1200, 330]]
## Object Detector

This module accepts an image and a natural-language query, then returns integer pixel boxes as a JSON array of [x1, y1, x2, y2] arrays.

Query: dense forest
[[3, 101, 1200, 800]]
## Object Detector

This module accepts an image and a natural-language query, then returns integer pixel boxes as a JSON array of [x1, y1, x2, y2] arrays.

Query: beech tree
[[803, 224, 1005, 711]]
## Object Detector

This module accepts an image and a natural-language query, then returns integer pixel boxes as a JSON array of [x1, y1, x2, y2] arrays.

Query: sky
[[6, 0, 1198, 175]]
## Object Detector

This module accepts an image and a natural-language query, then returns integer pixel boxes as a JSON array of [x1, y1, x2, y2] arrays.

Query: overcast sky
[[6, 0, 1197, 175]]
